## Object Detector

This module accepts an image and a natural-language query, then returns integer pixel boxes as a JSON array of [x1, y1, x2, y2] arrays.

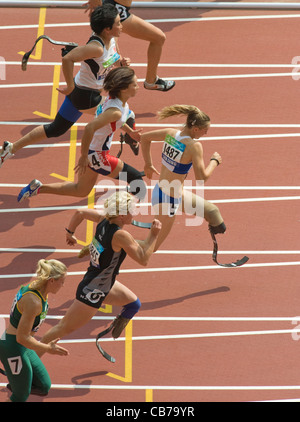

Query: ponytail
[[31, 259, 67, 290], [158, 104, 210, 129]]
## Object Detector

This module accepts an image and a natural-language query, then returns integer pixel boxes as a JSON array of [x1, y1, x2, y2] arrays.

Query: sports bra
[[161, 131, 193, 175]]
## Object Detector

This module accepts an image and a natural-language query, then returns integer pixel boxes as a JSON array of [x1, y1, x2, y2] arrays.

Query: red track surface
[[0, 2, 300, 404]]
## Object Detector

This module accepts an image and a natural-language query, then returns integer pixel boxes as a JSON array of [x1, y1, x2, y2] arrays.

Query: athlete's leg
[[41, 299, 98, 346], [39, 166, 98, 197], [10, 125, 46, 154], [103, 281, 141, 338], [122, 14, 166, 84], [182, 190, 225, 228], [26, 348, 51, 396], [153, 211, 176, 252]]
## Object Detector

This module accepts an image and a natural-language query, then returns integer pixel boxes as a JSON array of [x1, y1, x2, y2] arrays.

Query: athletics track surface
[[0, 0, 300, 403]]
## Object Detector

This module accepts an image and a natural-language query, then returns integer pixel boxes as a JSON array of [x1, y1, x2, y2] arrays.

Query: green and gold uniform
[[0, 283, 51, 402]]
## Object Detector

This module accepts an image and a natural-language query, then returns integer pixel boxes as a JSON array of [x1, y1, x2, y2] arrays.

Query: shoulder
[[112, 228, 135, 251], [20, 291, 43, 316], [190, 141, 203, 155]]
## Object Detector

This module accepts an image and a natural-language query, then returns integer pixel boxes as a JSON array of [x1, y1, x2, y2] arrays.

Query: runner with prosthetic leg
[[139, 104, 248, 267], [0, 4, 136, 169], [41, 191, 162, 363]]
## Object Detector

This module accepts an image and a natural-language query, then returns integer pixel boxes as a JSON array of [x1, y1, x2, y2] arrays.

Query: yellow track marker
[[34, 64, 61, 119], [145, 389, 153, 402], [18, 8, 46, 60], [106, 320, 133, 382], [50, 125, 77, 181]]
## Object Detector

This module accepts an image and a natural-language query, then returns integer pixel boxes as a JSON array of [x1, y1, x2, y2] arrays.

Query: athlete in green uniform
[[0, 259, 69, 402]]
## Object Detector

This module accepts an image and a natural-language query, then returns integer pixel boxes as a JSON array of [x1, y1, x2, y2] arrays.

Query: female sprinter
[[140, 104, 226, 252], [17, 67, 146, 203], [39, 191, 161, 352], [0, 4, 130, 168], [86, 0, 175, 91], [0, 259, 69, 402]]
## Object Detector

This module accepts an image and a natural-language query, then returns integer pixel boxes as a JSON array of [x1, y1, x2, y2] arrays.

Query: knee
[[204, 203, 223, 226], [152, 30, 166, 47], [156, 30, 166, 46], [44, 113, 74, 138], [121, 298, 141, 319]]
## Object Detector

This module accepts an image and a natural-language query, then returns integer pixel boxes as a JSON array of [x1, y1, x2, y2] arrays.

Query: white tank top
[[74, 35, 120, 91], [89, 96, 130, 151]]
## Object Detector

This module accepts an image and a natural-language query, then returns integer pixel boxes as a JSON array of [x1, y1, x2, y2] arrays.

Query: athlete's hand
[[150, 219, 162, 236], [144, 163, 160, 179], [74, 155, 89, 176], [66, 232, 77, 246], [48, 339, 69, 356], [120, 57, 131, 67], [83, 0, 102, 16], [211, 152, 222, 165], [57, 84, 75, 96]]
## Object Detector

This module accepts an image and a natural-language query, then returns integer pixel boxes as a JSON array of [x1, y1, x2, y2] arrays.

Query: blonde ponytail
[[31, 259, 67, 290], [158, 104, 210, 129], [104, 191, 136, 221]]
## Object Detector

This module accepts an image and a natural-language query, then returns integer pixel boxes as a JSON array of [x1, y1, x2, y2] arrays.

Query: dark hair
[[104, 67, 136, 98], [90, 4, 119, 34]]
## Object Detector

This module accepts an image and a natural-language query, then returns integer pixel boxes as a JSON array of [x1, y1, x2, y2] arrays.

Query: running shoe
[[144, 77, 175, 92], [0, 141, 14, 168], [17, 179, 42, 202]]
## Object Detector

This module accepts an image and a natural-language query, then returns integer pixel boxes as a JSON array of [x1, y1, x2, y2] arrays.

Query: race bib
[[162, 135, 186, 170], [90, 237, 104, 268]]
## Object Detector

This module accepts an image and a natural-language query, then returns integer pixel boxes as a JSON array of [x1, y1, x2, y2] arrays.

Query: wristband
[[210, 157, 220, 166], [65, 228, 74, 235]]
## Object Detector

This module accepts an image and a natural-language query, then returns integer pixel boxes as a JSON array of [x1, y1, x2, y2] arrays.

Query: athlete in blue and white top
[[141, 104, 226, 251]]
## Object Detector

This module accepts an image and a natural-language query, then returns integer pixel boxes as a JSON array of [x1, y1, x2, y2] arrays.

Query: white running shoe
[[17, 179, 42, 202], [0, 141, 14, 168], [144, 77, 175, 92]]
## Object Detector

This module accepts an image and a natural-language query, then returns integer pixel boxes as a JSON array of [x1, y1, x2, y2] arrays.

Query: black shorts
[[76, 268, 116, 309], [103, 0, 131, 22], [67, 84, 102, 110]]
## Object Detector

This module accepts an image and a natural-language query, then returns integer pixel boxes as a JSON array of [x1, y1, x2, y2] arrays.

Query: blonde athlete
[[141, 104, 226, 252], [0, 260, 68, 402], [40, 191, 161, 351]]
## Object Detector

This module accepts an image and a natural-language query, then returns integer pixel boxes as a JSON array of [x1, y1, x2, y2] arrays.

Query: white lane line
[[0, 261, 299, 279], [2, 382, 300, 391], [0, 196, 299, 214], [0, 248, 299, 255], [56, 327, 300, 344], [1, 315, 300, 322], [0, 73, 296, 88], [4, 61, 298, 68], [0, 132, 299, 144], [1, 121, 300, 128], [1, 184, 299, 190], [2, 13, 300, 31]]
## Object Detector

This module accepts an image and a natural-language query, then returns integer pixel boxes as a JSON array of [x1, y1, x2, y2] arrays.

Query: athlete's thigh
[[76, 166, 99, 195], [104, 280, 137, 307], [122, 14, 164, 42], [153, 211, 176, 252]]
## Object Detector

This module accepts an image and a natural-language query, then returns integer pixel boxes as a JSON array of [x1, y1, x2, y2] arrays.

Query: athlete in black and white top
[[39, 191, 161, 346], [0, 4, 129, 168], [86, 0, 175, 92]]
